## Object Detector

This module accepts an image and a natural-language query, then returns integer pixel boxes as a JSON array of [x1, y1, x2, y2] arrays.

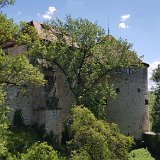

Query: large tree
[[151, 64, 160, 132], [29, 16, 142, 118]]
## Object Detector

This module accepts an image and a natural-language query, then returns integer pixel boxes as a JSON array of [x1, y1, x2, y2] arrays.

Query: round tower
[[106, 63, 150, 139]]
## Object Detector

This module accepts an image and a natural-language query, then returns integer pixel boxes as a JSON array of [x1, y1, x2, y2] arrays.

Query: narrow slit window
[[116, 88, 120, 93], [145, 99, 148, 105], [105, 99, 108, 105]]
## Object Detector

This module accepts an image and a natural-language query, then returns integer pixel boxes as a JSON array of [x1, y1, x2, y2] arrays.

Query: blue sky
[[3, 0, 160, 89]]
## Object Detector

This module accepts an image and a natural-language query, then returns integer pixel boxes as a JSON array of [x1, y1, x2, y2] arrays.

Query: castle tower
[[106, 63, 150, 139]]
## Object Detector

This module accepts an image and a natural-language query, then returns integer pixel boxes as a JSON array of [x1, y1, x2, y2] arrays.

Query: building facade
[[106, 63, 150, 139]]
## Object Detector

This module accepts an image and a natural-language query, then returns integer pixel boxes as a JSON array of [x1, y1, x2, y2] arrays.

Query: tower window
[[137, 88, 141, 93], [126, 68, 134, 74], [130, 69, 134, 74], [116, 88, 120, 93], [145, 99, 148, 105], [115, 68, 121, 73]]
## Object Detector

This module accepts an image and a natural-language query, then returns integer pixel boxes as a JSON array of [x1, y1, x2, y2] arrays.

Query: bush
[[7, 127, 38, 154], [70, 150, 91, 160], [67, 105, 133, 160], [21, 142, 63, 160], [128, 148, 155, 160]]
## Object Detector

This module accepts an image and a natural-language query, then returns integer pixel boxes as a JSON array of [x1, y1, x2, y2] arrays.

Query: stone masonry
[[106, 63, 150, 139], [5, 45, 76, 142]]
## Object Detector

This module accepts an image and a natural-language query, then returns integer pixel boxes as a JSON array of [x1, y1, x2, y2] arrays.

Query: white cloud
[[42, 14, 52, 20], [118, 14, 130, 29], [18, 11, 21, 15], [148, 60, 160, 90], [118, 22, 129, 29], [121, 14, 130, 22], [41, 6, 56, 20], [46, 6, 56, 15], [148, 61, 160, 80]]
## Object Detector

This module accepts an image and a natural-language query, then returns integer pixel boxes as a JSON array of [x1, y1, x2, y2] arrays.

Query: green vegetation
[[68, 106, 133, 160], [21, 142, 62, 160], [128, 148, 155, 160], [7, 127, 38, 155], [148, 91, 155, 128], [151, 64, 160, 132], [0, 0, 14, 9]]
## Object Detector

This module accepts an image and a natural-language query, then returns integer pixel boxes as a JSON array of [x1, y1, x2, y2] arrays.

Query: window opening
[[137, 88, 141, 93], [145, 99, 148, 105], [116, 88, 120, 93]]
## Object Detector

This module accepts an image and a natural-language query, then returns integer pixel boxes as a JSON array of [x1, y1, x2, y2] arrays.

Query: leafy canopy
[[152, 64, 160, 83], [128, 148, 155, 160], [29, 15, 141, 118], [0, 13, 45, 86], [151, 64, 160, 132], [0, 88, 9, 158], [21, 142, 62, 160]]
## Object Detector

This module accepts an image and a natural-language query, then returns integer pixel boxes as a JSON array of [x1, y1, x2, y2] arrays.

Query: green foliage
[[70, 150, 91, 160], [67, 105, 133, 160], [7, 127, 38, 155], [0, 13, 39, 47], [17, 21, 39, 45], [44, 131, 60, 149], [0, 0, 14, 10], [151, 64, 160, 132], [152, 64, 160, 83], [21, 142, 62, 160], [0, 14, 18, 46], [128, 148, 155, 160], [0, 50, 45, 86], [0, 88, 10, 158], [0, 14, 45, 86], [148, 91, 155, 128]]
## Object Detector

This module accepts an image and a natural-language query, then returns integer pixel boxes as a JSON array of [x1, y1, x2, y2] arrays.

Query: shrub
[[128, 148, 155, 160], [67, 105, 133, 160], [7, 127, 38, 154], [21, 142, 62, 160]]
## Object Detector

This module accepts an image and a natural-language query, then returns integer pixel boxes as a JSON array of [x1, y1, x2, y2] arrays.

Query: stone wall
[[106, 64, 150, 139], [5, 45, 76, 142], [4, 45, 27, 56], [33, 62, 76, 142]]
